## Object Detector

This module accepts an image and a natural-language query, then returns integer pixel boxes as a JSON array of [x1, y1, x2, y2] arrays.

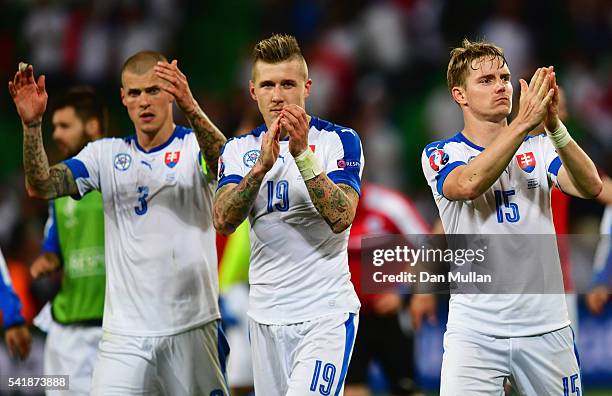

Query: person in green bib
[[30, 87, 106, 395]]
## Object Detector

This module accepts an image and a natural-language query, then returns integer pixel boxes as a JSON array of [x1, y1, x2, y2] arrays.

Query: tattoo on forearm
[[214, 169, 264, 231], [305, 175, 358, 232], [23, 124, 77, 198], [48, 165, 78, 197], [185, 104, 226, 178]]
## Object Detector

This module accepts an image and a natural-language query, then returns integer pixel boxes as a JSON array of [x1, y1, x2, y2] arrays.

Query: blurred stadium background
[[0, 0, 610, 394]]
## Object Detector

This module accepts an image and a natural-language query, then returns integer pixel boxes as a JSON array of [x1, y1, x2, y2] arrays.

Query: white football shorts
[[44, 320, 102, 396], [91, 320, 229, 395], [440, 325, 581, 396], [249, 312, 358, 396]]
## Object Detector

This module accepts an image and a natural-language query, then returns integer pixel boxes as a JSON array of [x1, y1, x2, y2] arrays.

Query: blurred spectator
[[586, 177, 612, 315], [1, 247, 33, 361], [23, 1, 68, 77], [346, 183, 434, 396]]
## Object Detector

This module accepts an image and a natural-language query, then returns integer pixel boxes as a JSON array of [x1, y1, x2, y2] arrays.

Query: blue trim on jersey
[[525, 133, 546, 141], [423, 132, 465, 157], [548, 156, 562, 176], [457, 132, 484, 151], [246, 116, 320, 141], [233, 124, 267, 141], [63, 158, 90, 179], [0, 258, 25, 329], [217, 174, 244, 191], [219, 124, 267, 157], [334, 313, 356, 396], [309, 116, 358, 138], [329, 171, 361, 196], [126, 125, 193, 154], [41, 202, 61, 257], [310, 116, 363, 196], [250, 124, 267, 138], [436, 161, 466, 197]]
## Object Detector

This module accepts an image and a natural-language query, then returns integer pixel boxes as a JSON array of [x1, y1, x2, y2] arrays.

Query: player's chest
[[497, 150, 549, 193], [107, 147, 197, 202], [470, 149, 551, 225], [252, 146, 315, 213]]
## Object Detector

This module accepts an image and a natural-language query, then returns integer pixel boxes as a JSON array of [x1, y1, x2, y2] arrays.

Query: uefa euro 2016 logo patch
[[516, 152, 536, 173], [337, 159, 360, 169], [114, 153, 132, 171], [164, 151, 181, 168], [429, 149, 449, 172], [243, 150, 260, 168]]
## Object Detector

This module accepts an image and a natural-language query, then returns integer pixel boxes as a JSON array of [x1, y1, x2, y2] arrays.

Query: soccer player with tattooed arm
[[214, 34, 363, 396], [9, 53, 229, 395]]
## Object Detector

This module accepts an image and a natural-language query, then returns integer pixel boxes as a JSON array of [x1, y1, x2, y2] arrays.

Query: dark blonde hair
[[252, 34, 307, 80], [447, 39, 507, 91], [253, 34, 303, 63], [121, 50, 168, 86]]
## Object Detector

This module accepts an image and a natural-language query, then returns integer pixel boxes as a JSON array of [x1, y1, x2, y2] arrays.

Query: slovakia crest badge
[[165, 151, 181, 168], [516, 152, 536, 173]]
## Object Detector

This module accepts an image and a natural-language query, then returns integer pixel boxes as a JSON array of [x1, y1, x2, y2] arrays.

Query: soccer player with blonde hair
[[214, 34, 363, 396], [10, 52, 228, 395], [422, 39, 602, 395]]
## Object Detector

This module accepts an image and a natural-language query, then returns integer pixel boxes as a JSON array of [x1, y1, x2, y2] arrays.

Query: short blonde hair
[[121, 51, 168, 86], [447, 39, 507, 91], [252, 34, 307, 80]]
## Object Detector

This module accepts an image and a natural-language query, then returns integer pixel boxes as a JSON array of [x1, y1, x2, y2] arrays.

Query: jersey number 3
[[135, 186, 149, 216]]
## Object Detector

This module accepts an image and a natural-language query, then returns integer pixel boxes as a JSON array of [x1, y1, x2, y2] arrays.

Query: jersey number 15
[[494, 189, 520, 223]]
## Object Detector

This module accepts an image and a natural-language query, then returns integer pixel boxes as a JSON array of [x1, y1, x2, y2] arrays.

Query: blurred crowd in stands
[[0, 0, 610, 323]]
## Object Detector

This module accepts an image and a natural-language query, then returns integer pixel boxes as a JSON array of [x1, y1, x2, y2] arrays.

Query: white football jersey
[[65, 126, 220, 336], [422, 132, 570, 337], [218, 117, 362, 325]]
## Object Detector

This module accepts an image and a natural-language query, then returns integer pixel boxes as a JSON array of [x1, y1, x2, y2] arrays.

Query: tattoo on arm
[[47, 164, 78, 197], [23, 123, 78, 199], [304, 175, 359, 232], [185, 104, 227, 178], [214, 168, 265, 233]]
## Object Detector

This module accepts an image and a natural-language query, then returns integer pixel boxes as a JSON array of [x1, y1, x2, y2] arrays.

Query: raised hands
[[543, 67, 561, 132], [154, 60, 196, 114], [8, 64, 48, 125], [280, 104, 310, 157], [514, 67, 555, 133], [256, 116, 281, 173]]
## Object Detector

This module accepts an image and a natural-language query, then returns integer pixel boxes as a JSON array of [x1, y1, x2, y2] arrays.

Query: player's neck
[[461, 113, 508, 148], [136, 122, 176, 152]]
